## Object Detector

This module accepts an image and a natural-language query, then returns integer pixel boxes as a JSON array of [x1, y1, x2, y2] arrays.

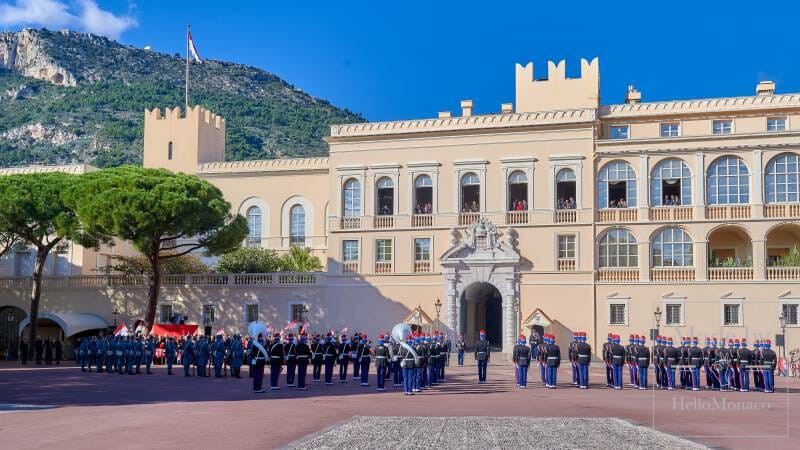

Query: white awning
[[18, 312, 108, 337]]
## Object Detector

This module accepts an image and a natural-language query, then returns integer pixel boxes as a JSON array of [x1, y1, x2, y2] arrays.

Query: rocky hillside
[[0, 29, 364, 167]]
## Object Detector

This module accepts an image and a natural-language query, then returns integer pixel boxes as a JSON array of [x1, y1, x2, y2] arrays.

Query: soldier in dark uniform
[[295, 333, 311, 390], [529, 330, 541, 362], [144, 335, 155, 375], [512, 334, 531, 388], [687, 337, 703, 391], [251, 333, 267, 393], [212, 334, 226, 378], [761, 340, 777, 393], [321, 333, 337, 385], [96, 336, 106, 372], [575, 332, 591, 389], [443, 334, 452, 368], [54, 338, 63, 365], [104, 336, 115, 373], [753, 340, 764, 391], [609, 335, 625, 389], [34, 336, 43, 364], [717, 339, 732, 391], [230, 334, 244, 378], [400, 335, 416, 395], [374, 335, 390, 391], [456, 336, 465, 367], [636, 336, 650, 389], [427, 334, 439, 386], [19, 337, 29, 365], [568, 332, 579, 386], [390, 337, 402, 387], [337, 334, 351, 383], [545, 334, 561, 388], [701, 337, 712, 389], [738, 339, 752, 392], [436, 333, 446, 382], [474, 329, 490, 384], [283, 334, 297, 387], [602, 333, 613, 387], [665, 337, 681, 389], [45, 337, 54, 365], [652, 336, 662, 388], [624, 335, 635, 388], [182, 336, 195, 376], [351, 333, 362, 381], [538, 337, 548, 386], [415, 335, 427, 390], [164, 337, 176, 375], [310, 334, 323, 383], [730, 339, 741, 391], [269, 333, 285, 390]]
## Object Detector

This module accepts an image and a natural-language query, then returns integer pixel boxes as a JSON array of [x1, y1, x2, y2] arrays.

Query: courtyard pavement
[[0, 360, 797, 449]]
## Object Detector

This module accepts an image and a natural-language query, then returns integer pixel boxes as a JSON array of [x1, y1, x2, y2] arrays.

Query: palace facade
[[1, 58, 799, 356]]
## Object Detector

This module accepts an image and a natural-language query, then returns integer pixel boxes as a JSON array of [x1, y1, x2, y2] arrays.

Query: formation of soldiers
[[17, 336, 63, 365], [77, 335, 157, 375]]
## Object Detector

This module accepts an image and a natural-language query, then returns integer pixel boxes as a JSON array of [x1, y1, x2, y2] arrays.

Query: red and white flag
[[188, 30, 203, 63], [113, 322, 128, 336], [300, 319, 310, 334], [283, 320, 298, 331]]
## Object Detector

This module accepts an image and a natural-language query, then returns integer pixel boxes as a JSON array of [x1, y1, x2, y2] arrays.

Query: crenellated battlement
[[515, 58, 600, 113], [143, 105, 226, 173], [145, 105, 226, 130]]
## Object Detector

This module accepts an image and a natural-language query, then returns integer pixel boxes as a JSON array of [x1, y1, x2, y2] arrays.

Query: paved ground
[[0, 360, 797, 449], [291, 416, 707, 449]]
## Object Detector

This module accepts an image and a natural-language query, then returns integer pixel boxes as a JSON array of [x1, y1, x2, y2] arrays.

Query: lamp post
[[434, 298, 442, 333], [654, 306, 662, 339], [112, 309, 119, 327], [779, 310, 788, 374]]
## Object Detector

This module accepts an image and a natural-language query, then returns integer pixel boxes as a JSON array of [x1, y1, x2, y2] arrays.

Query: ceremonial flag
[[216, 327, 225, 336], [188, 30, 203, 63], [284, 320, 298, 331], [300, 319, 310, 334], [113, 322, 128, 336]]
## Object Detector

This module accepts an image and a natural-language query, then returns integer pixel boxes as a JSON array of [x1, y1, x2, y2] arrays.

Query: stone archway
[[460, 282, 503, 349], [440, 220, 520, 352]]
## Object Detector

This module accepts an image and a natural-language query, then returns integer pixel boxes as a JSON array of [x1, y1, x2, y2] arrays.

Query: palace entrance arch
[[440, 220, 520, 352]]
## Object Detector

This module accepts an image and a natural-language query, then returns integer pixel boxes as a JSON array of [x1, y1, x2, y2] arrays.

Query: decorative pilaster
[[752, 150, 764, 218], [639, 155, 649, 221], [752, 239, 766, 281], [639, 241, 651, 282], [695, 240, 708, 281]]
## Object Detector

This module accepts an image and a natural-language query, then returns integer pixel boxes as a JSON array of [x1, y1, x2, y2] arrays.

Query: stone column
[[752, 150, 764, 218], [446, 278, 458, 337], [752, 239, 766, 281], [502, 293, 513, 351], [639, 154, 650, 221], [639, 241, 651, 282], [694, 152, 706, 220], [695, 240, 708, 281]]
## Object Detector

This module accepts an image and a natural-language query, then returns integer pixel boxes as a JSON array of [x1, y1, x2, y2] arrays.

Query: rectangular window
[[558, 235, 576, 259], [342, 240, 359, 262], [783, 303, 798, 326], [609, 304, 627, 325], [291, 303, 308, 323], [712, 120, 733, 135], [160, 304, 173, 323], [202, 304, 216, 324], [660, 123, 680, 137], [610, 125, 629, 139], [723, 303, 741, 326], [665, 303, 683, 326], [414, 238, 431, 261], [245, 303, 259, 323], [376, 239, 392, 262], [767, 117, 787, 132]]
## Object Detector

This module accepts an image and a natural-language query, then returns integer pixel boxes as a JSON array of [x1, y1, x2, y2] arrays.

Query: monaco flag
[[188, 30, 203, 63], [113, 322, 128, 336]]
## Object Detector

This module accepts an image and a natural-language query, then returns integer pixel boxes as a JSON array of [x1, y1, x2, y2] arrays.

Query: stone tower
[[143, 106, 226, 173]]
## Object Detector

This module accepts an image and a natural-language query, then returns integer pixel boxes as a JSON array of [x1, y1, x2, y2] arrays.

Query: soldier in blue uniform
[[374, 335, 390, 391], [474, 329, 490, 384], [737, 339, 752, 392], [730, 339, 741, 391], [568, 332, 578, 386], [251, 333, 267, 393], [413, 335, 424, 391], [229, 335, 244, 378], [105, 337, 115, 374], [337, 334, 351, 383], [212, 334, 226, 378], [636, 336, 650, 389], [717, 339, 731, 391], [687, 337, 702, 391], [79, 338, 88, 371], [165, 337, 176, 375], [310, 334, 323, 383], [199, 336, 212, 377], [753, 340, 764, 391], [182, 336, 194, 376], [351, 333, 362, 381], [608, 334, 625, 389], [133, 336, 143, 374], [761, 340, 776, 393], [575, 332, 591, 389], [545, 334, 561, 388], [144, 335, 155, 374], [295, 333, 311, 390], [512, 334, 530, 388], [358, 334, 371, 386], [95, 336, 106, 373], [269, 333, 285, 390], [602, 333, 613, 387], [87, 337, 97, 372], [400, 335, 416, 395], [322, 333, 337, 385], [284, 333, 298, 387], [427, 335, 438, 386], [456, 335, 465, 367]]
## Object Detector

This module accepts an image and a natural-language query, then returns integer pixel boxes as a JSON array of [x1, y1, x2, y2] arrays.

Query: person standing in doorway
[[474, 329, 490, 384]]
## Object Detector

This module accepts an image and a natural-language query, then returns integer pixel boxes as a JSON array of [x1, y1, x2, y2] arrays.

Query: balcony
[[340, 216, 364, 230], [705, 205, 751, 220], [414, 261, 432, 273], [458, 212, 481, 226], [650, 267, 695, 282], [374, 261, 393, 274], [764, 204, 800, 219], [373, 215, 395, 229], [554, 209, 577, 223], [557, 258, 576, 271], [342, 262, 359, 274], [597, 208, 638, 223], [596, 268, 639, 282], [708, 267, 753, 281], [649, 207, 692, 221], [411, 214, 433, 227], [767, 267, 800, 280], [506, 211, 531, 225], [0, 273, 326, 289]]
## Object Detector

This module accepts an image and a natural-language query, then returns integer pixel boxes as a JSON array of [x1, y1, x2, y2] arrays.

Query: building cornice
[[329, 108, 597, 139], [595, 141, 800, 157], [601, 93, 800, 119], [197, 157, 329, 175], [0, 163, 97, 175]]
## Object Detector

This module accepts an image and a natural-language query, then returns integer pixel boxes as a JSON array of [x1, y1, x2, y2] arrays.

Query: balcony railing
[[341, 216, 363, 230], [414, 261, 432, 273], [458, 212, 481, 226], [705, 205, 751, 220], [0, 273, 326, 289], [649, 207, 693, 221], [597, 208, 638, 223], [411, 214, 433, 227], [373, 215, 395, 229], [374, 261, 393, 274], [554, 209, 577, 223], [596, 268, 639, 282], [342, 262, 359, 274], [764, 204, 800, 219], [557, 258, 576, 271], [506, 211, 530, 225], [708, 267, 753, 281], [650, 267, 695, 282], [767, 266, 800, 280]]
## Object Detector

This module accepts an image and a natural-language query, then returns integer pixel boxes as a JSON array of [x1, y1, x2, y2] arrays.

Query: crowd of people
[[17, 336, 64, 365], [661, 194, 682, 206], [556, 197, 576, 209], [606, 198, 629, 208], [461, 201, 479, 213], [414, 202, 433, 214], [509, 199, 528, 211]]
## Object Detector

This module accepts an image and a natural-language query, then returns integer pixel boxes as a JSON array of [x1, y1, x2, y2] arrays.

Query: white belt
[[376, 356, 387, 359], [548, 357, 559, 359]]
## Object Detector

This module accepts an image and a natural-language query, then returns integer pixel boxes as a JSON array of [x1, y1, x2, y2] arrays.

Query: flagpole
[[185, 23, 190, 111]]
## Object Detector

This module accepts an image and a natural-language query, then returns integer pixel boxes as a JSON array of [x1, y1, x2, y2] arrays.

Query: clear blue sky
[[4, 1, 800, 121]]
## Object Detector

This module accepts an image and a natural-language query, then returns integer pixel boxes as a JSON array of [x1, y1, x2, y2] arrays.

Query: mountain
[[0, 28, 365, 167]]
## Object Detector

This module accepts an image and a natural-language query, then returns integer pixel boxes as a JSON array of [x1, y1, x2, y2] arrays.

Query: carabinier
[[760, 340, 777, 393], [608, 336, 625, 389], [688, 337, 703, 391], [310, 334, 324, 383], [391, 338, 403, 387], [358, 334, 372, 386], [730, 339, 741, 391], [636, 337, 650, 390], [105, 336, 115, 374], [512, 335, 531, 389], [284, 334, 298, 387], [416, 335, 429, 390], [568, 333, 579, 386], [716, 340, 732, 391], [575, 332, 591, 389], [602, 333, 613, 387], [337, 334, 351, 383], [269, 333, 285, 390], [738, 339, 752, 392], [538, 337, 548, 386], [702, 337, 713, 389], [428, 335, 440, 386], [295, 333, 311, 390], [373, 335, 390, 391]]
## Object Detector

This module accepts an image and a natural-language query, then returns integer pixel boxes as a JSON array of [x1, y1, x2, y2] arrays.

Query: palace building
[[1, 58, 799, 356]]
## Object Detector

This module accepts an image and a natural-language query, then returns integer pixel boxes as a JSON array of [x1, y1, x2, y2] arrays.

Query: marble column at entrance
[[502, 293, 513, 351], [446, 278, 458, 338]]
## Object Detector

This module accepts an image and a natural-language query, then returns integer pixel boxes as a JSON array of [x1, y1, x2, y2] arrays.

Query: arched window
[[167, 142, 173, 160], [376, 177, 394, 215], [413, 175, 433, 214], [460, 172, 480, 212], [343, 178, 361, 217], [289, 204, 305, 246], [507, 170, 528, 211], [555, 168, 576, 209], [651, 158, 691, 206], [765, 153, 800, 203], [599, 229, 638, 268], [246, 206, 261, 247], [652, 227, 693, 267], [599, 161, 637, 208], [706, 156, 749, 204]]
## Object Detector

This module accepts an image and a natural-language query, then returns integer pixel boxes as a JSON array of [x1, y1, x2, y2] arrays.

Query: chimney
[[501, 103, 514, 114], [438, 111, 452, 118], [756, 81, 775, 96], [461, 100, 474, 117], [625, 85, 641, 104]]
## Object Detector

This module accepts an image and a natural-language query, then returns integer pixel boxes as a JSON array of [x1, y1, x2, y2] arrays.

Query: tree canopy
[[280, 246, 323, 272], [216, 247, 282, 273]]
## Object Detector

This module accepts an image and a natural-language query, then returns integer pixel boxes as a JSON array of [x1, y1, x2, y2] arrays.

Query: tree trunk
[[26, 247, 49, 361], [144, 255, 161, 332]]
